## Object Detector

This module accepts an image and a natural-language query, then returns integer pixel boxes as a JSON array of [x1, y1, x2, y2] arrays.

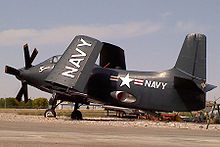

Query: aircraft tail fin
[[174, 33, 206, 81], [174, 34, 217, 92]]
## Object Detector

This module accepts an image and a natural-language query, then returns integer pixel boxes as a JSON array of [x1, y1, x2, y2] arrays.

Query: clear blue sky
[[0, 0, 219, 102]]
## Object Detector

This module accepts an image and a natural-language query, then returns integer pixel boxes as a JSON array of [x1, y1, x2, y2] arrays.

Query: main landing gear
[[44, 94, 83, 120], [70, 102, 82, 120]]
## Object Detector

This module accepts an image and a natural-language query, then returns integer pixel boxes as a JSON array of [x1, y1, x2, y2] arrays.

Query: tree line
[[0, 98, 49, 109]]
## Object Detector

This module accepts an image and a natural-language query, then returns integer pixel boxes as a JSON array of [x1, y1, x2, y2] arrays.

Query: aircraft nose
[[17, 68, 26, 81], [19, 66, 41, 84], [18, 67, 34, 82], [17, 67, 34, 81], [5, 65, 31, 83]]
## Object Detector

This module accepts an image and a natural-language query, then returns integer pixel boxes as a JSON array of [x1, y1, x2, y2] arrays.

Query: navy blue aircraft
[[5, 33, 216, 119]]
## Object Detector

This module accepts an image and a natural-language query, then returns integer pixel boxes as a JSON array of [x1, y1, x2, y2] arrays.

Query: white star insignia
[[120, 74, 133, 88]]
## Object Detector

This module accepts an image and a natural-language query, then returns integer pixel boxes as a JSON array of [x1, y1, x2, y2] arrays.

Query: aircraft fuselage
[[19, 56, 205, 112]]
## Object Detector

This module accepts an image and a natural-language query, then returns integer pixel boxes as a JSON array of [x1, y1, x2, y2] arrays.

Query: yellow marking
[[201, 83, 206, 89], [24, 43, 28, 48], [5, 66, 7, 73], [14, 99, 20, 105]]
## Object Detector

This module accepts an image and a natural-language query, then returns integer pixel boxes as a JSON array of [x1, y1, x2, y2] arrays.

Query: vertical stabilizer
[[174, 33, 206, 81]]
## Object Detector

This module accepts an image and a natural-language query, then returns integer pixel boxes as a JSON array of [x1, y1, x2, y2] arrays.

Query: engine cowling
[[110, 91, 136, 103]]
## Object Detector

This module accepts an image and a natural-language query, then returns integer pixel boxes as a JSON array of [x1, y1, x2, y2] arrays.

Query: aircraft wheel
[[119, 111, 125, 118], [44, 109, 56, 118], [71, 110, 82, 120], [116, 111, 119, 117]]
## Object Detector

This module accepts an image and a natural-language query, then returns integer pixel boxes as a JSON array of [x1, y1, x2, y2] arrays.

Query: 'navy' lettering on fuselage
[[110, 75, 168, 90], [144, 80, 167, 90]]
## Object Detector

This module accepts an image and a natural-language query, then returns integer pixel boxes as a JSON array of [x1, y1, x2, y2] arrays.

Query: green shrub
[[32, 98, 49, 109], [17, 99, 33, 108], [0, 98, 5, 107], [5, 97, 19, 108]]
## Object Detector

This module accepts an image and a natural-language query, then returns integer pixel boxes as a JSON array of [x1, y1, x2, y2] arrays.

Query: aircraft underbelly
[[138, 89, 183, 111], [139, 88, 205, 112]]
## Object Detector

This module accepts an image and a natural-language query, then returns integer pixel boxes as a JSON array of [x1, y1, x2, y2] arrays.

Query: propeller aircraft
[[5, 33, 216, 120]]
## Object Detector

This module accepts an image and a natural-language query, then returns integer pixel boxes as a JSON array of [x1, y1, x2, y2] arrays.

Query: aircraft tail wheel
[[71, 110, 82, 120], [44, 109, 56, 118]]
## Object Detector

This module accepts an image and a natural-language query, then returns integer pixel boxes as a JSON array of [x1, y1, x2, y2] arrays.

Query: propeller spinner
[[5, 44, 38, 103]]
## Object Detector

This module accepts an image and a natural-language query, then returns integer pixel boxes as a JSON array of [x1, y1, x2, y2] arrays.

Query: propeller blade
[[23, 82, 28, 103], [16, 86, 24, 103], [24, 44, 31, 69], [30, 48, 38, 64], [5, 66, 20, 76], [15, 82, 29, 103]]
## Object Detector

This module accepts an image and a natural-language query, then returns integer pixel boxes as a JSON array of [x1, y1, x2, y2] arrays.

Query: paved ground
[[0, 113, 219, 147]]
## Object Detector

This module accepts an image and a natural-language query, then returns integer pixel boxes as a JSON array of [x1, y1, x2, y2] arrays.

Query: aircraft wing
[[100, 43, 126, 70], [45, 35, 103, 92]]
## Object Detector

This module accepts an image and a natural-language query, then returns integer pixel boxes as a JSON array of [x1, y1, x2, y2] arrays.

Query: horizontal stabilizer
[[174, 76, 203, 92], [46, 35, 103, 92], [204, 84, 217, 92], [174, 76, 216, 93]]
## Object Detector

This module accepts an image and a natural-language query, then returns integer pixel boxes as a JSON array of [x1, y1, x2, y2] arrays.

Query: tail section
[[174, 33, 206, 81], [174, 33, 217, 93]]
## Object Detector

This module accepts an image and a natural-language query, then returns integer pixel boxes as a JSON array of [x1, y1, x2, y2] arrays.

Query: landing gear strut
[[71, 102, 82, 120], [44, 95, 63, 118], [44, 93, 83, 120]]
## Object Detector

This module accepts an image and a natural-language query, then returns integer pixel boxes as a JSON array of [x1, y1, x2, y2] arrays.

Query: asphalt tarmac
[[0, 118, 220, 147]]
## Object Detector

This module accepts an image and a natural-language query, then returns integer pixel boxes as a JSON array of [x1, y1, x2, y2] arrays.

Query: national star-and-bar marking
[[110, 74, 168, 90], [119, 74, 133, 88], [110, 75, 119, 81], [134, 79, 144, 86]]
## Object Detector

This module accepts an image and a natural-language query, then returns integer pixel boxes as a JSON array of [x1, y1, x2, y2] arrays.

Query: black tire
[[71, 110, 82, 120], [119, 112, 125, 118], [116, 111, 119, 117], [44, 109, 56, 118]]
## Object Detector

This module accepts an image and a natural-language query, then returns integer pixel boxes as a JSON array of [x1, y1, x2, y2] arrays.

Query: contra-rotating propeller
[[5, 44, 38, 103]]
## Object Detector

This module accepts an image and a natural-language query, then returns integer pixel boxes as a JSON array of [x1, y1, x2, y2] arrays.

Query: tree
[[24, 99, 33, 108], [0, 98, 26, 108], [32, 98, 49, 109], [6, 97, 18, 108], [0, 98, 5, 108], [17, 99, 33, 108]]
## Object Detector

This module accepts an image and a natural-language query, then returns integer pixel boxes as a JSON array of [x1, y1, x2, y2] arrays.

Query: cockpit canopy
[[49, 55, 61, 64]]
